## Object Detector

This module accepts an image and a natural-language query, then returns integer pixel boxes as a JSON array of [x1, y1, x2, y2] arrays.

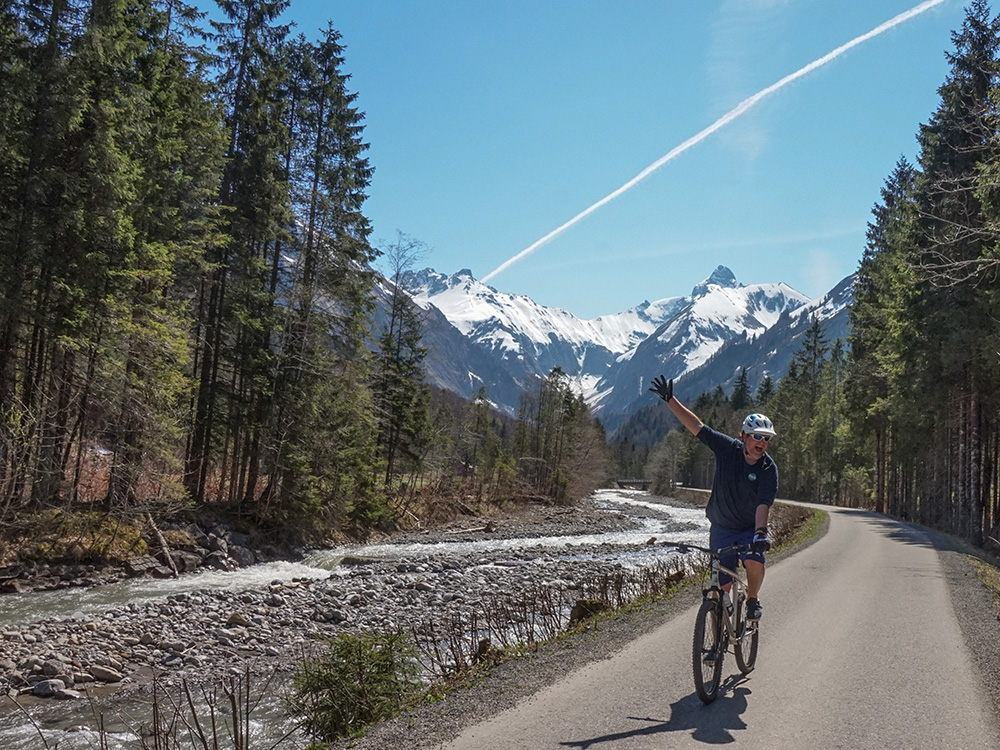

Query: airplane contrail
[[481, 0, 950, 284]]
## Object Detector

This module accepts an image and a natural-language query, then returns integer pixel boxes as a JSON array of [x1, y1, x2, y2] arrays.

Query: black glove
[[751, 527, 770, 554], [649, 375, 673, 403]]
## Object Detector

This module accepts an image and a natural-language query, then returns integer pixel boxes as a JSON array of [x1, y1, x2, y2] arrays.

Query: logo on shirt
[[748, 473, 757, 481]]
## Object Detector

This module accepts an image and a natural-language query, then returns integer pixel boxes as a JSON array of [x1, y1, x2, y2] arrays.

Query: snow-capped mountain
[[607, 273, 855, 435], [402, 264, 842, 430], [589, 266, 812, 427], [406, 267, 687, 400]]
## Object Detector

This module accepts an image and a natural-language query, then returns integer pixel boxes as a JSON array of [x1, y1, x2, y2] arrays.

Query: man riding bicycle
[[650, 375, 777, 621]]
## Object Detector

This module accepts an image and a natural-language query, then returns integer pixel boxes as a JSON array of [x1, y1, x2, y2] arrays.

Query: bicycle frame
[[666, 541, 758, 644], [705, 553, 753, 641]]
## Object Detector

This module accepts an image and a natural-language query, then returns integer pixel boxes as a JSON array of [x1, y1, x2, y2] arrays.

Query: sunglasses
[[748, 434, 771, 442]]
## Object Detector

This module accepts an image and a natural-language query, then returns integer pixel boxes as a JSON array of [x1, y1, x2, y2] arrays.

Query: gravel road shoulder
[[928, 530, 1000, 717]]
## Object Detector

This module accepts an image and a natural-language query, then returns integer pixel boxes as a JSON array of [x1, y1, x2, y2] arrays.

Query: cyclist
[[649, 375, 776, 621]]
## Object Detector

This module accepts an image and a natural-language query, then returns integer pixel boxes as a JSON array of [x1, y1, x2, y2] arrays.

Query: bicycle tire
[[692, 598, 725, 703], [734, 612, 759, 674]]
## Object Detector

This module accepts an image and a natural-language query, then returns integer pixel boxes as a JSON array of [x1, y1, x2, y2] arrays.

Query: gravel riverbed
[[0, 492, 700, 720]]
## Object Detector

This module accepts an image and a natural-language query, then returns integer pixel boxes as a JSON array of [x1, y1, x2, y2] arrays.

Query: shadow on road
[[830, 508, 954, 551], [559, 674, 752, 748]]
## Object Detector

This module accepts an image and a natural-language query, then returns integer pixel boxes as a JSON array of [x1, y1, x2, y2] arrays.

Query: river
[[0, 489, 709, 749]]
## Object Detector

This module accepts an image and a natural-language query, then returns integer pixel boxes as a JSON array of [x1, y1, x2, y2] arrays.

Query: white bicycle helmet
[[742, 413, 776, 437]]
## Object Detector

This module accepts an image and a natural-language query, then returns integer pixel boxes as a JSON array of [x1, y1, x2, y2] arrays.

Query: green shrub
[[286, 631, 421, 743]]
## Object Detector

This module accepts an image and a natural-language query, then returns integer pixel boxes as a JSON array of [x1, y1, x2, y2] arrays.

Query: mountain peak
[[692, 265, 739, 296], [405, 267, 478, 296]]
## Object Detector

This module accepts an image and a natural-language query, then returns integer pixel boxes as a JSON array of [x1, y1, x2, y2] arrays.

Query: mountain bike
[[665, 541, 759, 703]]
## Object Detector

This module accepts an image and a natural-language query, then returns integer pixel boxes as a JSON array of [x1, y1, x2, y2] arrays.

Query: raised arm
[[649, 375, 704, 437]]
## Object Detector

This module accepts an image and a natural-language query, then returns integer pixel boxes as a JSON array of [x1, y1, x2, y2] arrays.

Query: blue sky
[[281, 0, 967, 318]]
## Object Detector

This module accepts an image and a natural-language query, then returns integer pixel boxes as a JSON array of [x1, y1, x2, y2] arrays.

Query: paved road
[[438, 507, 1000, 749]]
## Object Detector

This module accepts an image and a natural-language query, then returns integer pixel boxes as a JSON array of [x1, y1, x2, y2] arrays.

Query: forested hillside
[[646, 0, 1000, 549], [0, 0, 607, 555]]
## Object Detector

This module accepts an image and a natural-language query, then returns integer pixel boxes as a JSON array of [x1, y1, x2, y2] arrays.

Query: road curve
[[437, 507, 1000, 749]]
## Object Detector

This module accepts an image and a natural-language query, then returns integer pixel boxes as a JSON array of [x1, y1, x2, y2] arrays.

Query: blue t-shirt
[[697, 425, 778, 531]]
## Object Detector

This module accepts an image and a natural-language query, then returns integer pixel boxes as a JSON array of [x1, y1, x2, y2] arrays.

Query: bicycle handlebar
[[660, 540, 752, 557]]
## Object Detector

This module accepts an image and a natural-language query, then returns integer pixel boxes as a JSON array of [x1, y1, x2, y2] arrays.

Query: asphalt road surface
[[438, 507, 1000, 749]]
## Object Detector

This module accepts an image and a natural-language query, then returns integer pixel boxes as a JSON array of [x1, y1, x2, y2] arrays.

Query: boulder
[[170, 550, 203, 573], [228, 545, 256, 568], [41, 659, 66, 676], [207, 534, 228, 555], [90, 665, 123, 683], [204, 551, 231, 571], [124, 555, 161, 577], [32, 679, 65, 697]]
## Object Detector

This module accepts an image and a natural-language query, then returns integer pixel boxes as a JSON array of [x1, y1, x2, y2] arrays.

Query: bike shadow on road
[[558, 674, 752, 748]]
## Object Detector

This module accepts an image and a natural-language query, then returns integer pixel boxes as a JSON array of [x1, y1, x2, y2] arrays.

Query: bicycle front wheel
[[693, 599, 725, 703]]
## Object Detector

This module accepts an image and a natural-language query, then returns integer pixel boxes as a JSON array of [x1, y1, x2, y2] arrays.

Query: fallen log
[[146, 513, 179, 579]]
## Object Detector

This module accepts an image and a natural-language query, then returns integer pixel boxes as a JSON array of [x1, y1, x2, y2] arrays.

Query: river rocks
[[0, 492, 705, 703], [227, 612, 251, 627], [32, 679, 66, 697], [89, 665, 123, 683]]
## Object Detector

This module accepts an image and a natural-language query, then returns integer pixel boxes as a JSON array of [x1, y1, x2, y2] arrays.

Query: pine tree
[[371, 233, 431, 495], [185, 0, 291, 505], [730, 367, 751, 412], [255, 24, 378, 532], [101, 0, 225, 510], [512, 368, 605, 502], [845, 158, 918, 514], [754, 374, 774, 408]]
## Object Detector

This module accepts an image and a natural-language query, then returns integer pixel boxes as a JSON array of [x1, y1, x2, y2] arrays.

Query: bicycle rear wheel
[[693, 599, 725, 703], [734, 614, 759, 674]]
